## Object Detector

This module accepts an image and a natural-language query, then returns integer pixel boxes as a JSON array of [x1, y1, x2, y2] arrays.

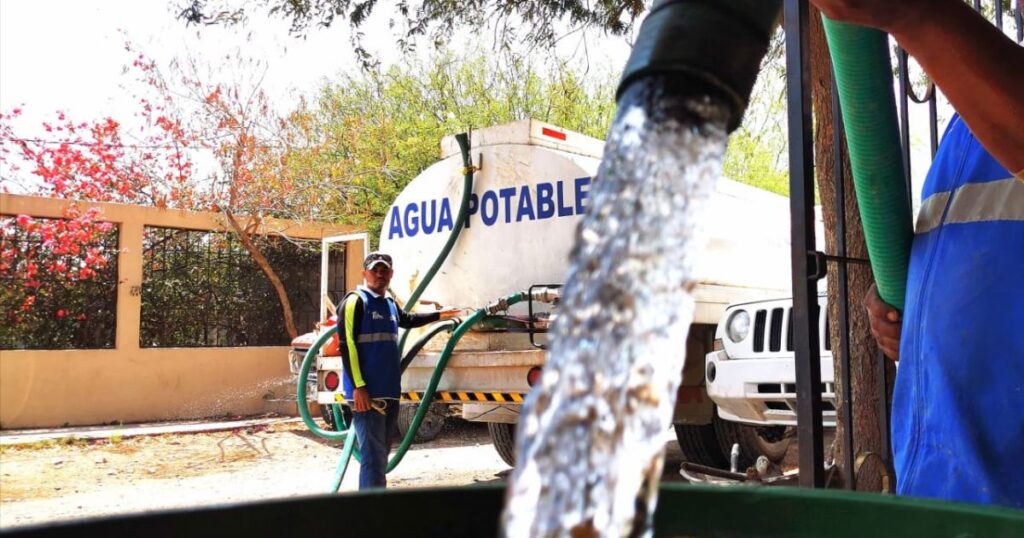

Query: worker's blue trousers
[[351, 400, 399, 490]]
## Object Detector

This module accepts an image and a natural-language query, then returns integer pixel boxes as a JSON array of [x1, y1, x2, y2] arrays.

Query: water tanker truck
[[291, 119, 798, 469]]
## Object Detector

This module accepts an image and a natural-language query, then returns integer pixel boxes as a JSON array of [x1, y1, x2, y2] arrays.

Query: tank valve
[[530, 287, 561, 304], [485, 297, 513, 316]]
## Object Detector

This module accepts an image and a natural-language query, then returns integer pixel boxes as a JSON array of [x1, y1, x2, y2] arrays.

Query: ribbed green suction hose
[[302, 133, 473, 445], [329, 413, 357, 491], [293, 321, 449, 483], [293, 321, 442, 487], [397, 132, 475, 354], [821, 18, 914, 311]]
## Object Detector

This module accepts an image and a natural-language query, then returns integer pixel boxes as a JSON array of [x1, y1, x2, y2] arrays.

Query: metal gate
[[783, 0, 1023, 488]]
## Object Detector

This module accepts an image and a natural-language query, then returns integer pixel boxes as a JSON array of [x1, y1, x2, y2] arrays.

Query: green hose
[[400, 319, 458, 373], [297, 292, 527, 491], [296, 328, 350, 443], [302, 134, 472, 444], [293, 322, 442, 485], [397, 132, 475, 354], [821, 18, 914, 311], [329, 409, 357, 492], [294, 320, 455, 441], [387, 293, 525, 471]]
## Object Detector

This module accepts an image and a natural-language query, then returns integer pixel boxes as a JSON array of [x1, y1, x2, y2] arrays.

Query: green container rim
[[8, 482, 1022, 537]]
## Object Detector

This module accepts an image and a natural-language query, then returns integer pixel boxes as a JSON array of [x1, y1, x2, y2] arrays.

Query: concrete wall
[[0, 348, 290, 428], [0, 194, 365, 429]]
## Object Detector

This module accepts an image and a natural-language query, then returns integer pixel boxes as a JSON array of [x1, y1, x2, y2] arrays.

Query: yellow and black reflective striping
[[403, 391, 525, 403]]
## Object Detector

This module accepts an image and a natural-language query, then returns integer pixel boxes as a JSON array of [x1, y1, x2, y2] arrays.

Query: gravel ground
[[0, 417, 686, 531]]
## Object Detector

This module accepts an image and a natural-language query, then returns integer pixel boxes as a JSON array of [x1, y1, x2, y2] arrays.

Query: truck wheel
[[398, 403, 446, 443], [321, 405, 353, 431], [713, 416, 791, 470], [320, 405, 336, 430], [674, 423, 729, 468], [487, 422, 517, 467]]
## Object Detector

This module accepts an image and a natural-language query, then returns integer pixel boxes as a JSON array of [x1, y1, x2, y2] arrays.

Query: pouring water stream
[[502, 78, 732, 537]]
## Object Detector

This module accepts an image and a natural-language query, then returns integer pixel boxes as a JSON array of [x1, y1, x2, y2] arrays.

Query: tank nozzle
[[617, 0, 782, 132]]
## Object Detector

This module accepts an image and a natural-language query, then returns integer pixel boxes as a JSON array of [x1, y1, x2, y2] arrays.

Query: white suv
[[705, 295, 837, 428]]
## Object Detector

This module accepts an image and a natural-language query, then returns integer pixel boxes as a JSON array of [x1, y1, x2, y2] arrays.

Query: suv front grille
[[768, 307, 784, 351], [753, 310, 767, 352], [750, 302, 829, 356]]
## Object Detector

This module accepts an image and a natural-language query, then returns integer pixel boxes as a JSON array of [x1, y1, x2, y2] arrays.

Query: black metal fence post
[[784, 0, 825, 488]]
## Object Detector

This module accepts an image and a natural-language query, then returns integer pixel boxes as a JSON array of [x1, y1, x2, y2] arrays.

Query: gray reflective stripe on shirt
[[916, 177, 1024, 234], [356, 332, 398, 344], [916, 191, 951, 234]]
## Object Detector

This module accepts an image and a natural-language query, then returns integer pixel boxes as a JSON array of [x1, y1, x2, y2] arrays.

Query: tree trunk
[[223, 209, 299, 340], [808, 8, 897, 492]]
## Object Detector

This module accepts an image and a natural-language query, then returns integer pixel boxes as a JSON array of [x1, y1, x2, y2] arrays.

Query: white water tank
[[379, 119, 794, 324], [379, 119, 601, 315]]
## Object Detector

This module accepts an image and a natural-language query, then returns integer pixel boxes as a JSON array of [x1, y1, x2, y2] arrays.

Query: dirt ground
[[0, 417, 687, 530]]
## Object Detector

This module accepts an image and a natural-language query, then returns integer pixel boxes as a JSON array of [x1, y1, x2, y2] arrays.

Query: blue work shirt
[[338, 286, 441, 400], [341, 287, 402, 400], [893, 114, 1024, 508]]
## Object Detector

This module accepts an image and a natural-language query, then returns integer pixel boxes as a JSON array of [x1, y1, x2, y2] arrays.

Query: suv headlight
[[725, 310, 750, 342]]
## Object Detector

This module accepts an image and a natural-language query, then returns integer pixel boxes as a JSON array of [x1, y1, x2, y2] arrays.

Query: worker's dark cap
[[363, 252, 393, 270]]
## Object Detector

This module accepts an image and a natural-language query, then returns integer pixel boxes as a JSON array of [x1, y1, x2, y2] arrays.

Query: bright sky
[[0, 0, 979, 207], [0, 0, 632, 192], [0, 1, 410, 131], [0, 1, 631, 125]]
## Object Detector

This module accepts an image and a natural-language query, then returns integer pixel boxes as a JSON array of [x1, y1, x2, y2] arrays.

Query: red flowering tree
[[134, 50, 312, 339], [2, 47, 325, 342], [1, 91, 198, 344]]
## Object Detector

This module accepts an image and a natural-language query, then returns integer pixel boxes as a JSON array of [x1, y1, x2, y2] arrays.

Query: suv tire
[[674, 422, 730, 468], [713, 416, 791, 470]]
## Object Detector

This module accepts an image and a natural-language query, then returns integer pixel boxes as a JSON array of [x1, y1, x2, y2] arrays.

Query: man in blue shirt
[[813, 0, 1023, 508], [340, 252, 459, 489]]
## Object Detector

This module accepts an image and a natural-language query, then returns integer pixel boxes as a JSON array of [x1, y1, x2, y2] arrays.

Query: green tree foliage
[[178, 1, 646, 67], [278, 48, 790, 244], [278, 51, 619, 245], [722, 48, 789, 197], [181, 2, 792, 200], [722, 131, 788, 196]]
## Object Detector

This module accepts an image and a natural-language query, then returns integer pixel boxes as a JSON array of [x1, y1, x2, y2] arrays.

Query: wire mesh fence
[[140, 227, 337, 348]]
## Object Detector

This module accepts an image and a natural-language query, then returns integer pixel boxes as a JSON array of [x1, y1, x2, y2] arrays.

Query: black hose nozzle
[[617, 0, 782, 132]]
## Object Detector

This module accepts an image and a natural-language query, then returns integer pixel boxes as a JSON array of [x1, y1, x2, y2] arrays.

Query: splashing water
[[178, 375, 296, 418], [502, 80, 731, 537]]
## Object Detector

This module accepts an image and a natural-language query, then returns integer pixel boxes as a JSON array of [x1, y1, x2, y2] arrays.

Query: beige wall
[[1, 194, 365, 429], [0, 348, 291, 428]]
